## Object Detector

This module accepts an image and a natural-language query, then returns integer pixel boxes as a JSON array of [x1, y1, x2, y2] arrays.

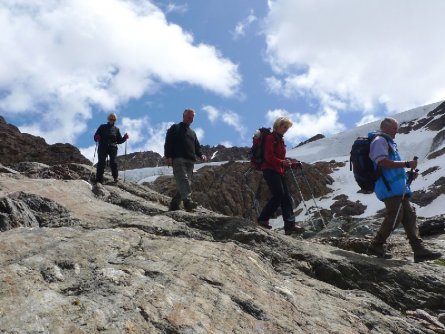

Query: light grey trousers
[[172, 158, 195, 202]]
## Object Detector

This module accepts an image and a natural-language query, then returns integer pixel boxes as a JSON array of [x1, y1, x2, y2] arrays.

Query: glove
[[291, 161, 302, 169], [123, 133, 129, 141], [94, 134, 101, 142], [407, 170, 418, 182]]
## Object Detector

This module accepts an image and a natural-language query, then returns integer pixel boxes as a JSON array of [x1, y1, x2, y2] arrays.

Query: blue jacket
[[369, 132, 411, 201]]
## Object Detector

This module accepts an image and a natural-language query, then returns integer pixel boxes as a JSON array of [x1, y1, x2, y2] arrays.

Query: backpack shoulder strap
[[373, 133, 394, 152]]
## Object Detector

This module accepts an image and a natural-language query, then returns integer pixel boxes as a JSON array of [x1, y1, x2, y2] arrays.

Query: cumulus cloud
[[165, 3, 188, 14], [201, 105, 247, 138], [122, 119, 174, 155], [220, 141, 233, 148], [221, 111, 247, 138], [265, 0, 445, 118], [202, 105, 220, 123], [232, 10, 257, 40], [121, 116, 151, 146], [265, 108, 345, 145], [195, 128, 205, 142], [80, 144, 98, 164], [142, 122, 174, 155], [0, 0, 241, 144]]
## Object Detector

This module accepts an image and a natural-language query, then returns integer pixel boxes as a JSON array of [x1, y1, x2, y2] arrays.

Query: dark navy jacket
[[94, 123, 126, 149], [164, 122, 203, 161]]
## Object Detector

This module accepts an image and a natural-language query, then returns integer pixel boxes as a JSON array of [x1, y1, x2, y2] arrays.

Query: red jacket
[[261, 132, 286, 175]]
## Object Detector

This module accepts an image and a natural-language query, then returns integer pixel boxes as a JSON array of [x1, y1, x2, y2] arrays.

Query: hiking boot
[[113, 177, 118, 183], [183, 199, 198, 212], [368, 242, 392, 259], [413, 246, 442, 263], [284, 225, 304, 235], [256, 219, 272, 230], [168, 200, 181, 211]]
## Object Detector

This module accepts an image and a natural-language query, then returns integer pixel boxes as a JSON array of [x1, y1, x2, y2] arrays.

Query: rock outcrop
[[115, 145, 251, 171], [294, 133, 325, 148], [115, 150, 164, 170], [200, 144, 250, 162], [1, 165, 444, 333], [150, 161, 335, 220], [0, 116, 90, 166]]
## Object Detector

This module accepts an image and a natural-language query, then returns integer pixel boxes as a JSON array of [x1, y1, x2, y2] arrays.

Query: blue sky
[[1, 0, 445, 161]]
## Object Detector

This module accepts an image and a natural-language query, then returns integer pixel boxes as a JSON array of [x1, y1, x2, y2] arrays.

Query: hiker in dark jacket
[[164, 108, 207, 211], [368, 117, 441, 262], [94, 113, 129, 183], [256, 116, 304, 235]]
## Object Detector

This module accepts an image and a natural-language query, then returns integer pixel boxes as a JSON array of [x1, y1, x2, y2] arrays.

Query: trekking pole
[[299, 167, 327, 228], [123, 140, 128, 183], [243, 166, 253, 177], [89, 141, 98, 181], [289, 167, 315, 230], [390, 156, 418, 233], [288, 168, 310, 214]]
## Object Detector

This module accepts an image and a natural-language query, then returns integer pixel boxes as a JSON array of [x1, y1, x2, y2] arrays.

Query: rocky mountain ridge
[[115, 145, 251, 171], [0, 116, 90, 166]]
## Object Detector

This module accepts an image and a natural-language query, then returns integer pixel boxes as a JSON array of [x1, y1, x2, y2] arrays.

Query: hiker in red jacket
[[257, 117, 304, 235]]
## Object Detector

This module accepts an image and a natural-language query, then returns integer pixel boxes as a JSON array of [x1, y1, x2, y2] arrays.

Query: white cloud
[[265, 108, 345, 145], [165, 3, 188, 14], [0, 0, 241, 144], [195, 128, 205, 142], [220, 141, 233, 148], [80, 144, 98, 164], [265, 0, 445, 117], [120, 116, 151, 145], [143, 122, 173, 155], [202, 105, 220, 123], [232, 10, 257, 40], [356, 114, 379, 127], [123, 119, 173, 155], [202, 105, 247, 138], [221, 111, 247, 138]]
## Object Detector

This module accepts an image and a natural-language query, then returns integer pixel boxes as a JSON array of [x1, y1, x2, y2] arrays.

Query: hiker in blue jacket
[[368, 117, 441, 262], [164, 108, 207, 211], [94, 113, 128, 184]]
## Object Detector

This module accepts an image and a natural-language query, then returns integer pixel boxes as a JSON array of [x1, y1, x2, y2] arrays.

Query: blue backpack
[[350, 133, 390, 192]]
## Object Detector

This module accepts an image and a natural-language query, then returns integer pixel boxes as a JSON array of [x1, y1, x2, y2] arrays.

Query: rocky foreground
[[1, 163, 445, 334]]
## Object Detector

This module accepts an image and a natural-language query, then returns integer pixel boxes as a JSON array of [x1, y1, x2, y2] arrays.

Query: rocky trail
[[1, 163, 445, 333]]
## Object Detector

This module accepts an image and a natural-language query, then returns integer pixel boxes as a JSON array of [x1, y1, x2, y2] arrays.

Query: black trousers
[[258, 169, 295, 228], [96, 145, 118, 182]]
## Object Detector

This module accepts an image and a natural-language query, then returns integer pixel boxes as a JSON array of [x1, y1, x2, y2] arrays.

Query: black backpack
[[350, 133, 391, 192], [250, 127, 272, 170]]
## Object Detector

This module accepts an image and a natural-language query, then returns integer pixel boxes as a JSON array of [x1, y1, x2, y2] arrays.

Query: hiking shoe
[[113, 177, 118, 183], [256, 220, 272, 229], [368, 242, 392, 259], [284, 225, 304, 235], [168, 201, 181, 211], [413, 248, 442, 263], [183, 199, 198, 212]]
